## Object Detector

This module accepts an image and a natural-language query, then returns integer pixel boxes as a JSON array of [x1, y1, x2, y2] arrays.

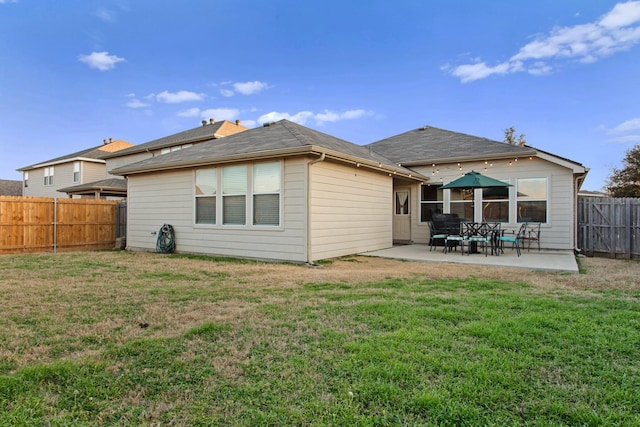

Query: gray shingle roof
[[366, 125, 537, 165], [58, 178, 127, 193], [0, 180, 22, 196], [17, 145, 113, 171], [103, 120, 243, 158], [112, 120, 413, 176]]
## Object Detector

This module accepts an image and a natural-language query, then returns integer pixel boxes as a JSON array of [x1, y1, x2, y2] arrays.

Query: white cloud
[[126, 98, 150, 108], [218, 80, 270, 97], [155, 90, 205, 104], [95, 8, 115, 22], [258, 109, 374, 126], [449, 1, 640, 83], [609, 118, 640, 134], [605, 117, 640, 144], [233, 81, 269, 95], [0, 0, 18, 3], [180, 108, 241, 122], [177, 108, 201, 118], [78, 51, 125, 71]]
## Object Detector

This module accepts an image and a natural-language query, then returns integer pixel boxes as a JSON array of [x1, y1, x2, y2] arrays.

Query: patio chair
[[444, 222, 466, 254], [496, 223, 525, 257], [521, 222, 541, 251], [464, 222, 497, 256], [428, 221, 447, 252]]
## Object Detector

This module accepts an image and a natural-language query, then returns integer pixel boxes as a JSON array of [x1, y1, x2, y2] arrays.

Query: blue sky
[[1, 1, 639, 191]]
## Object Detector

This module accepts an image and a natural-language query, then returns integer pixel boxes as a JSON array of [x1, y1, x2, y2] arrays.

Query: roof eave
[[17, 157, 106, 172], [399, 149, 538, 167]]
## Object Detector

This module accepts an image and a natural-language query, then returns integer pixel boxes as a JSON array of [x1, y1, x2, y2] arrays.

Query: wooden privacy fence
[[0, 196, 120, 254], [578, 197, 640, 258]]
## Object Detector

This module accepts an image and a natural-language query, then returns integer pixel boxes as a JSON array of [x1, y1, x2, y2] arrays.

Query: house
[[0, 179, 22, 196], [111, 120, 587, 263], [25, 118, 248, 199], [367, 125, 588, 250], [111, 120, 425, 262], [17, 138, 133, 198]]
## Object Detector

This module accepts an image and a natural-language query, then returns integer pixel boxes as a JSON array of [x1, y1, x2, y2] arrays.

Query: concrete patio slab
[[361, 244, 579, 273]]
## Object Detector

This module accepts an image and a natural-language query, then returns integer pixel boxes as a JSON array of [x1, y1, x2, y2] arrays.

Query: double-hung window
[[195, 168, 217, 224], [44, 167, 54, 186], [420, 184, 443, 222], [517, 177, 547, 223], [449, 188, 473, 221], [222, 165, 247, 225], [482, 184, 510, 222], [253, 162, 281, 226], [73, 162, 80, 183]]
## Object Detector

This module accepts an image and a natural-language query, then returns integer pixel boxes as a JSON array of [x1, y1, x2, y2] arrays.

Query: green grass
[[0, 252, 639, 425]]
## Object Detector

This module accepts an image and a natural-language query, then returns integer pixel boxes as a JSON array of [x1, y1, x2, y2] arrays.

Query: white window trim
[[193, 160, 283, 230]]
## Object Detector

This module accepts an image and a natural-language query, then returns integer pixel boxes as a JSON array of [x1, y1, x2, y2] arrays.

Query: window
[[395, 191, 409, 215], [24, 172, 29, 188], [253, 162, 281, 226], [517, 178, 547, 223], [161, 143, 193, 155], [449, 188, 473, 221], [73, 162, 80, 183], [222, 165, 247, 225], [195, 168, 217, 224], [420, 184, 443, 222], [44, 167, 54, 186], [482, 184, 509, 222]]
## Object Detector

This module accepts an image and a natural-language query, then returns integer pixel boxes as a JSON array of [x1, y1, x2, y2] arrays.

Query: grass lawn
[[0, 251, 639, 425]]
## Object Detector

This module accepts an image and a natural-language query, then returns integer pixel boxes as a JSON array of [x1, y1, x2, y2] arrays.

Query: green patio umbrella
[[441, 171, 512, 190]]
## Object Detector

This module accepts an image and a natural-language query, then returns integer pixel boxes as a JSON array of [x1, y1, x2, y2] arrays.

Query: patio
[[361, 244, 579, 273]]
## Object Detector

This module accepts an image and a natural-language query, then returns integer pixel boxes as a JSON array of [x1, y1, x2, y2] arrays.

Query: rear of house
[[113, 120, 419, 263]]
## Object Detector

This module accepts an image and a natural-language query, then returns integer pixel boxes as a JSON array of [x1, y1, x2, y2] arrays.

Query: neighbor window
[[161, 143, 192, 155], [73, 162, 80, 183], [420, 184, 443, 222], [253, 162, 281, 226], [449, 188, 473, 221], [195, 168, 217, 224], [222, 165, 247, 225], [482, 183, 510, 222], [44, 167, 54, 186], [24, 172, 29, 188], [517, 177, 547, 223]]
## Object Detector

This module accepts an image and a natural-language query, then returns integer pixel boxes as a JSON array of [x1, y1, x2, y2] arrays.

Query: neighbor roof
[[366, 125, 537, 165], [17, 139, 133, 171], [103, 119, 248, 159], [0, 179, 22, 196], [58, 178, 127, 197], [111, 120, 423, 180]]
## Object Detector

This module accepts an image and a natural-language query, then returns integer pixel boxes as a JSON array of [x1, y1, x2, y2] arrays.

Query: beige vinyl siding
[[126, 158, 308, 262], [309, 161, 392, 261], [82, 161, 108, 184], [410, 157, 575, 250], [106, 152, 152, 177]]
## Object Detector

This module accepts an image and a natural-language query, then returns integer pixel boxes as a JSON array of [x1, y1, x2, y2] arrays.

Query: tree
[[504, 126, 527, 146], [606, 145, 640, 197]]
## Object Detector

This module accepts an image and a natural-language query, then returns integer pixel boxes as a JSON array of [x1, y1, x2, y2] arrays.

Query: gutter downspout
[[306, 153, 326, 264], [574, 173, 586, 252]]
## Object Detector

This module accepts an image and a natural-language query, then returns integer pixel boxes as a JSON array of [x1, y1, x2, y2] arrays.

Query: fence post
[[53, 198, 57, 253]]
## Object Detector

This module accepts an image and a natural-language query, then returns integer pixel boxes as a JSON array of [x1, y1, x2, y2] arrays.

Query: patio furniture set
[[428, 213, 541, 257]]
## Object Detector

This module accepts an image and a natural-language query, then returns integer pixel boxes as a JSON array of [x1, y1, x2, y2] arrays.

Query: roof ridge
[[279, 120, 313, 146]]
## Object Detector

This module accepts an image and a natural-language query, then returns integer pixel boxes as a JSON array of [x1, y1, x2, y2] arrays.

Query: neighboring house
[[65, 118, 248, 199], [17, 139, 133, 198], [111, 120, 425, 262], [111, 120, 588, 263], [367, 125, 588, 251], [102, 118, 248, 173], [0, 179, 22, 196]]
